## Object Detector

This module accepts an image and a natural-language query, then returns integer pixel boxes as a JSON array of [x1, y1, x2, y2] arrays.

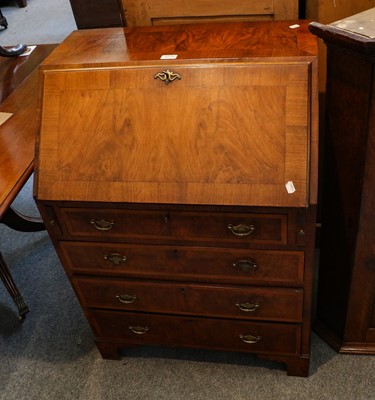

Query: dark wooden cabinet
[[35, 22, 318, 376], [68, 0, 123, 28], [309, 8, 375, 354]]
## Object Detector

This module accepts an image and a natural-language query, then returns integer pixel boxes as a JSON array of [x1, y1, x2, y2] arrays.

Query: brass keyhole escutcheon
[[154, 69, 181, 85]]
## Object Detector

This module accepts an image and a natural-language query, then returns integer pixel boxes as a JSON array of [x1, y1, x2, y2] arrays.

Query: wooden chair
[[0, 8, 7, 29]]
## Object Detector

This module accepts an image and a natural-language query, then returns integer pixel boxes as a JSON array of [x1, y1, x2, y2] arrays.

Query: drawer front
[[59, 208, 287, 245], [89, 310, 301, 356], [60, 242, 304, 285], [74, 278, 304, 322]]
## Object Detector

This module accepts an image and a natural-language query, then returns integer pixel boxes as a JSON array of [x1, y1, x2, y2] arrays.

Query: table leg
[[1, 207, 45, 232], [0, 251, 29, 319]]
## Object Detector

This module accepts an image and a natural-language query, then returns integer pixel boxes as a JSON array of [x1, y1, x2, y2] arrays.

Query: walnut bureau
[[34, 21, 318, 377]]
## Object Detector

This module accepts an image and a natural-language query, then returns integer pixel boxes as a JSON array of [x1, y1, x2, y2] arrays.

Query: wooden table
[[0, 44, 56, 319]]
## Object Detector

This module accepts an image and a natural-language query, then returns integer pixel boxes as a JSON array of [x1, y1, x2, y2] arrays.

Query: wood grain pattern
[[37, 62, 311, 207], [120, 0, 298, 26], [0, 45, 56, 218], [39, 22, 317, 69], [36, 23, 318, 207], [74, 277, 304, 322], [60, 242, 304, 285], [34, 23, 318, 376], [89, 309, 301, 355], [59, 207, 288, 244]]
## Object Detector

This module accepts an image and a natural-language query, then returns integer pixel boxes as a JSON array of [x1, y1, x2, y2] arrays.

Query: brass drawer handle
[[104, 253, 127, 265], [233, 259, 258, 273], [116, 294, 137, 304], [129, 325, 149, 335], [227, 224, 255, 237], [239, 334, 262, 344], [90, 219, 114, 231], [154, 69, 181, 85], [236, 302, 259, 312]]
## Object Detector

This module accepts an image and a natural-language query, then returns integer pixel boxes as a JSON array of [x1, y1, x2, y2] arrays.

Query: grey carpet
[[1, 2, 375, 399], [0, 0, 76, 45], [1, 178, 375, 399]]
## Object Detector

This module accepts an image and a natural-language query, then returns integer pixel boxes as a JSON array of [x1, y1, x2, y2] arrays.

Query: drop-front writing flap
[[36, 62, 310, 207]]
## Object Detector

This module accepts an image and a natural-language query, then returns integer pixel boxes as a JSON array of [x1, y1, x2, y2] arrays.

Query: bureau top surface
[[41, 20, 317, 69]]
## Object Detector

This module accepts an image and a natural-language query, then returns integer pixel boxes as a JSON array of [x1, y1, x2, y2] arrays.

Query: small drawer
[[60, 242, 304, 285], [74, 278, 304, 322], [59, 208, 287, 245], [89, 310, 301, 356]]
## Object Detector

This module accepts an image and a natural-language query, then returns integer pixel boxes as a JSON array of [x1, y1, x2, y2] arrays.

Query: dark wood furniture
[[0, 44, 55, 319], [309, 8, 375, 354], [34, 21, 318, 376], [306, 0, 373, 92], [68, 0, 123, 28]]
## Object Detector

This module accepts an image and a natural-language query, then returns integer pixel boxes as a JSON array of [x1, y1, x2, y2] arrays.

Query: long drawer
[[89, 310, 301, 356], [74, 277, 304, 322], [58, 208, 287, 245], [60, 242, 304, 285]]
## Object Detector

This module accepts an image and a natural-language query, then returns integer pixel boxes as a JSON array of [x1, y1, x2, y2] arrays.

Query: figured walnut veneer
[[38, 63, 310, 207], [35, 22, 318, 377], [36, 22, 318, 208]]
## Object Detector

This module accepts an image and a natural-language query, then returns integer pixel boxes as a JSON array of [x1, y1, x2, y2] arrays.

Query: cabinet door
[[120, 0, 298, 26], [37, 63, 311, 207]]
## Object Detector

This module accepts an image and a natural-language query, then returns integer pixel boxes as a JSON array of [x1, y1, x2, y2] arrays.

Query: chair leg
[[17, 0, 27, 7], [0, 251, 29, 320], [0, 10, 8, 29]]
